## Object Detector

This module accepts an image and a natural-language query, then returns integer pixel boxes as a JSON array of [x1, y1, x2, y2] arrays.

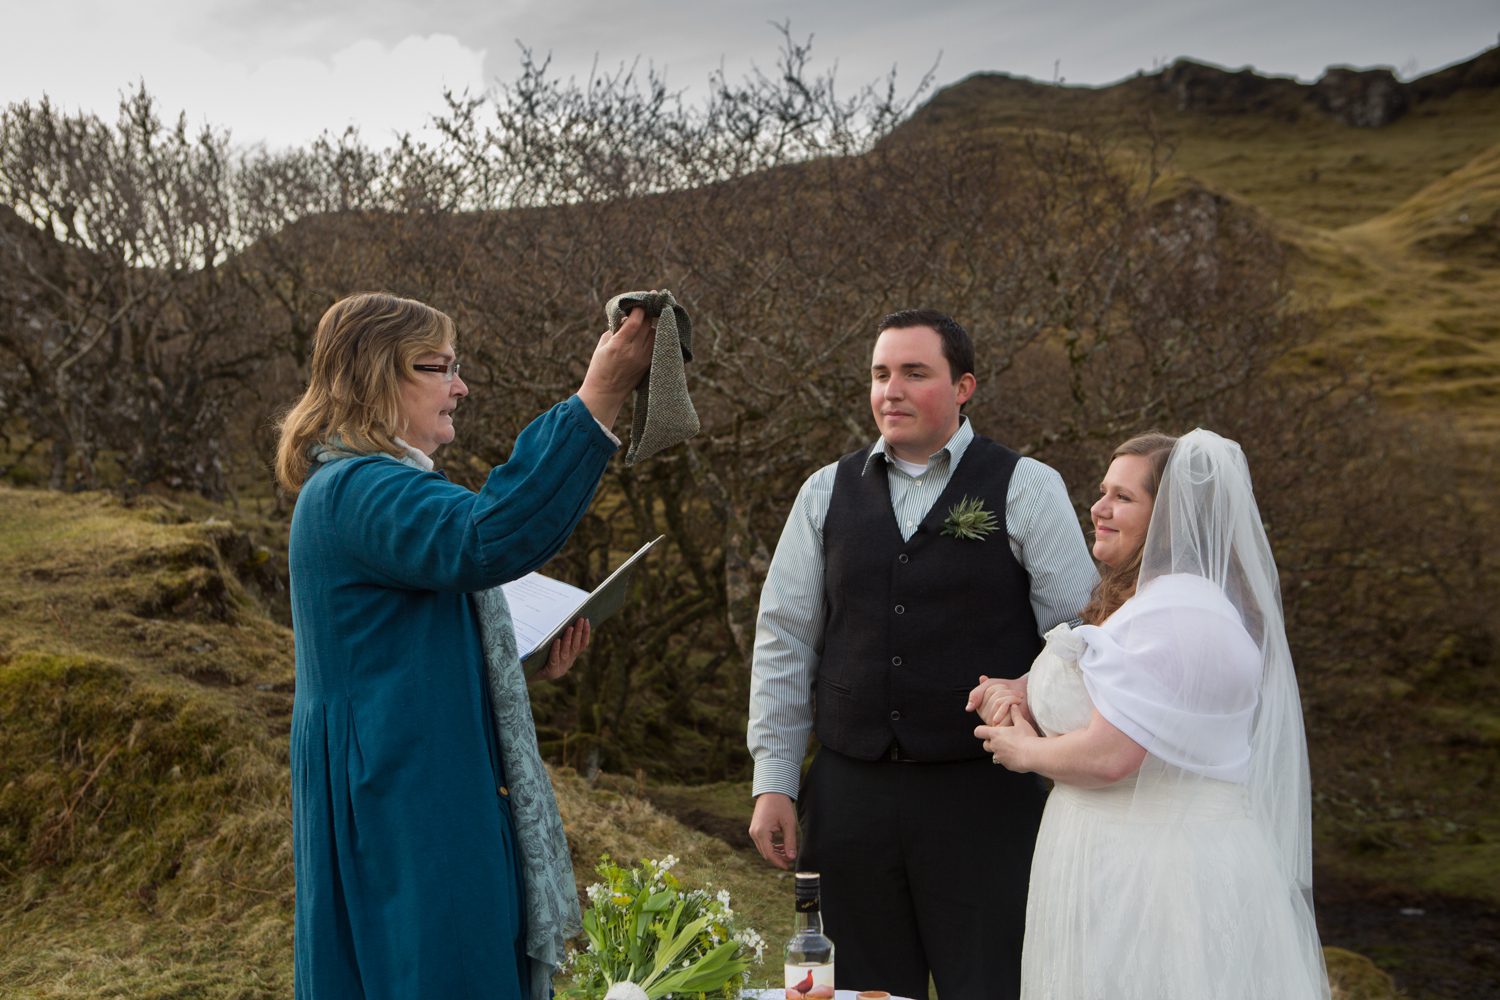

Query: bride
[[972, 430, 1330, 999]]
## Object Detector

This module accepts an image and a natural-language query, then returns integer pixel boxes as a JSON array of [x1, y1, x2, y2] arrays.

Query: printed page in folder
[[500, 535, 664, 674]]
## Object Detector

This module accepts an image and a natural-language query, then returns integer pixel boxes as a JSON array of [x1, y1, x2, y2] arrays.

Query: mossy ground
[[4, 485, 1455, 999], [0, 488, 297, 997], [1, 472, 1489, 999], [0, 487, 792, 996]]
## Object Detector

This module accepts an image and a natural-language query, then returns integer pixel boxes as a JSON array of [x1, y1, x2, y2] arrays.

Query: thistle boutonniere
[[942, 495, 999, 541]]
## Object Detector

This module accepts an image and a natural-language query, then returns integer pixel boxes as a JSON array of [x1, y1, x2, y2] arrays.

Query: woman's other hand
[[530, 617, 590, 684], [579, 304, 656, 428], [976, 712, 1040, 772]]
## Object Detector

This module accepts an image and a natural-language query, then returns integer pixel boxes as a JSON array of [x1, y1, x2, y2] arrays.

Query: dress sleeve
[[1074, 574, 1262, 782], [321, 395, 617, 593]]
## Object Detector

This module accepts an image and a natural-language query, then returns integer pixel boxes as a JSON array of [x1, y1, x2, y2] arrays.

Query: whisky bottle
[[783, 871, 835, 998]]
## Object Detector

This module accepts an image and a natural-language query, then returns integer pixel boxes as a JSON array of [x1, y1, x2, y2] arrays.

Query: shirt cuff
[[593, 417, 621, 447], [564, 394, 622, 448], [752, 756, 802, 799]]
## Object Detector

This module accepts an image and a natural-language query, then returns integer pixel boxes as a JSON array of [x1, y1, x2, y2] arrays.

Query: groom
[[747, 310, 1096, 1000]]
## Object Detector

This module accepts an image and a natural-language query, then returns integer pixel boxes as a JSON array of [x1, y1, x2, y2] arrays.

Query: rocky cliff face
[[1312, 66, 1409, 127], [1159, 59, 1305, 119], [1156, 45, 1497, 128]]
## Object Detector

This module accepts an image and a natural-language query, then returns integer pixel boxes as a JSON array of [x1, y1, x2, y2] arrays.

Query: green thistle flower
[[941, 496, 999, 541]]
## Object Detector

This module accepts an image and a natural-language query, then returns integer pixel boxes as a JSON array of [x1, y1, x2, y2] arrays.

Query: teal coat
[[289, 396, 615, 999]]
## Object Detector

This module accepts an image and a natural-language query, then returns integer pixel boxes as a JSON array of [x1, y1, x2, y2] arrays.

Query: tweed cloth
[[605, 289, 700, 464]]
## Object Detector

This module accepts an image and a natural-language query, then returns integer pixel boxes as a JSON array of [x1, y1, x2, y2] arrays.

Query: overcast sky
[[3, 0, 1495, 150]]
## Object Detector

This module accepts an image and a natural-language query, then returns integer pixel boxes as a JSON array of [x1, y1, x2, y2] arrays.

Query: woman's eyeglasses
[[412, 361, 461, 383]]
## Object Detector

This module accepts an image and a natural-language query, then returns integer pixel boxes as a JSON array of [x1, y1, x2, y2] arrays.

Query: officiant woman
[[274, 291, 654, 1000]]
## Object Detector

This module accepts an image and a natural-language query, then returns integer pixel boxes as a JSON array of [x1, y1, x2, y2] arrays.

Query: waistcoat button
[[890, 710, 902, 721], [894, 604, 905, 614], [892, 656, 903, 666]]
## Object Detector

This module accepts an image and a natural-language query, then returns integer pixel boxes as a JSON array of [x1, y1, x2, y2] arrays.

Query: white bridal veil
[[1069, 429, 1329, 997]]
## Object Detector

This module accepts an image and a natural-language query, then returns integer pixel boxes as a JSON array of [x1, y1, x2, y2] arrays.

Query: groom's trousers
[[798, 747, 1048, 1000]]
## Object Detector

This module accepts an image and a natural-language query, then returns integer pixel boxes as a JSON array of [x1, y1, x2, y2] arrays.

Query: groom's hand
[[981, 689, 1025, 727], [967, 674, 1032, 727], [749, 792, 798, 870]]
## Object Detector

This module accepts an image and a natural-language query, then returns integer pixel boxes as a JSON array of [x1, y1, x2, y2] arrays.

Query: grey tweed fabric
[[605, 289, 700, 464]]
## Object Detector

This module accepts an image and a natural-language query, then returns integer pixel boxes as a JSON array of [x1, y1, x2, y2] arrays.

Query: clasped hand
[[967, 674, 1038, 772]]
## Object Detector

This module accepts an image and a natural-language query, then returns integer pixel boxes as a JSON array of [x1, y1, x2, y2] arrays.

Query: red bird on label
[[786, 971, 833, 999]]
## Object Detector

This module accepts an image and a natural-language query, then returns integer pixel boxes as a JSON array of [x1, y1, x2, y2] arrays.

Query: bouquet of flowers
[[562, 854, 766, 1000]]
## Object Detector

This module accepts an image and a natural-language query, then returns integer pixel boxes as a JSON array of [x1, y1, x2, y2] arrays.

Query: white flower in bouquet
[[561, 855, 762, 1000], [604, 983, 650, 1000]]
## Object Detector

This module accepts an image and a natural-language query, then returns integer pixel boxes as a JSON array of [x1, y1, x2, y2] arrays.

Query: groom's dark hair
[[878, 308, 974, 383]]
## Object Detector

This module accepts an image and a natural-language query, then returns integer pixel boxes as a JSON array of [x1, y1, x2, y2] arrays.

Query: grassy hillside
[[0, 488, 297, 995], [0, 480, 1462, 999], [898, 47, 1500, 453], [0, 487, 796, 996]]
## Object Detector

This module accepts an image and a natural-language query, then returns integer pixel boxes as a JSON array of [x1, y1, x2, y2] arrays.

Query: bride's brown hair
[[1078, 432, 1177, 626]]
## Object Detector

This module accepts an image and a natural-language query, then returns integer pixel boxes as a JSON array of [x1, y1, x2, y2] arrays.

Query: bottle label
[[784, 962, 835, 997]]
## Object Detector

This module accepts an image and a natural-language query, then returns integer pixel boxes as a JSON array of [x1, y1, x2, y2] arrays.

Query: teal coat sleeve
[[316, 394, 616, 592]]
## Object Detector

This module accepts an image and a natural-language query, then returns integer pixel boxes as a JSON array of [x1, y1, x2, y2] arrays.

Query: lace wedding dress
[[1019, 623, 1329, 1000]]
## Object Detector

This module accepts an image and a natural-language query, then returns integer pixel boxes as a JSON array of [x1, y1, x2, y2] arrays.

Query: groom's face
[[869, 325, 975, 464]]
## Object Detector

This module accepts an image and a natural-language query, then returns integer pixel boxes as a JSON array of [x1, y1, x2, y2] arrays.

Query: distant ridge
[[893, 40, 1500, 451], [906, 43, 1500, 132]]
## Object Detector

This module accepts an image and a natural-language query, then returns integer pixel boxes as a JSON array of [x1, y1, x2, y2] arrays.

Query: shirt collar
[[393, 437, 436, 471], [864, 416, 974, 476]]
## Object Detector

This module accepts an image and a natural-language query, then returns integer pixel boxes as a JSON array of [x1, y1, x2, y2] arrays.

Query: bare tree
[[1, 39, 1489, 786], [0, 87, 273, 495]]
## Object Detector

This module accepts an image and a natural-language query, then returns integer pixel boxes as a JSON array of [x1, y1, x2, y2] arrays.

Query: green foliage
[[940, 496, 1001, 541], [563, 855, 763, 1000]]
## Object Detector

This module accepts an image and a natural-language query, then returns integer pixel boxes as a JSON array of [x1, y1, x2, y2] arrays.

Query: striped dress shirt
[[747, 418, 1099, 799]]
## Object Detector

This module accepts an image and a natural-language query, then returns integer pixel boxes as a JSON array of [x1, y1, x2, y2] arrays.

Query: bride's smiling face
[[1090, 454, 1155, 568]]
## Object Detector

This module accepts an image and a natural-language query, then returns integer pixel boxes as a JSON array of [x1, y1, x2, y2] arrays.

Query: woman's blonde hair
[[275, 292, 456, 494], [1078, 432, 1178, 626]]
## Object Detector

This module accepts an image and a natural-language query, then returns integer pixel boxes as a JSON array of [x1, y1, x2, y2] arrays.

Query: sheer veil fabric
[[1138, 428, 1313, 895], [1039, 429, 1329, 998]]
